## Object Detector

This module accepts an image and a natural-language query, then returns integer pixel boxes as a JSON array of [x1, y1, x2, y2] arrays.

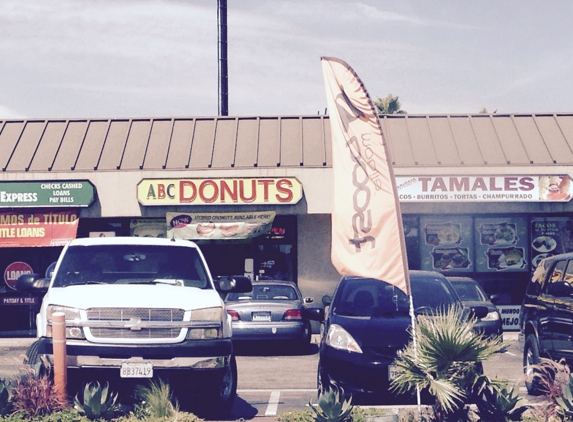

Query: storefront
[[0, 113, 572, 334]]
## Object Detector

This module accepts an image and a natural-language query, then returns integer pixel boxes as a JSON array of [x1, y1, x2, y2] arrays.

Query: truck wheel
[[524, 334, 542, 395], [25, 340, 50, 378], [198, 355, 237, 418]]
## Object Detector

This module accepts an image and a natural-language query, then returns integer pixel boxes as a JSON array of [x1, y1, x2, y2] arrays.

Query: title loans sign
[[396, 175, 573, 202], [137, 178, 303, 206], [0, 210, 79, 247], [0, 181, 95, 207]]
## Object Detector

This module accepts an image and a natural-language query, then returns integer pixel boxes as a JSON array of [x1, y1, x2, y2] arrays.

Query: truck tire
[[524, 334, 542, 395], [197, 355, 237, 418], [25, 340, 50, 378]]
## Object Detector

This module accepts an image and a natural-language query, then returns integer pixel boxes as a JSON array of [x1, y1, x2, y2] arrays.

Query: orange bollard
[[52, 312, 68, 406]]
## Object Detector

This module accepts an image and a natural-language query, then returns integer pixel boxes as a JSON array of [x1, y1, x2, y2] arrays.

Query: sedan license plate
[[388, 364, 398, 381], [120, 361, 153, 378], [252, 311, 271, 322]]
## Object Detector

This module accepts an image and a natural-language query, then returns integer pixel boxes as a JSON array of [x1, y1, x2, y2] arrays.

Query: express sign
[[137, 178, 303, 206]]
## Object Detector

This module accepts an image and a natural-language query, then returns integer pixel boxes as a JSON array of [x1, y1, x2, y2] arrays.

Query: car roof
[[446, 277, 479, 284]]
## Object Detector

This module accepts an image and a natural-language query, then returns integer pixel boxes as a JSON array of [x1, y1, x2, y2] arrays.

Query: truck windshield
[[52, 244, 211, 289]]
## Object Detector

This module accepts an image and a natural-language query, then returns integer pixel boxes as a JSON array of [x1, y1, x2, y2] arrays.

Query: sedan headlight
[[46, 305, 85, 339], [325, 324, 362, 353], [187, 307, 223, 339], [481, 310, 500, 322]]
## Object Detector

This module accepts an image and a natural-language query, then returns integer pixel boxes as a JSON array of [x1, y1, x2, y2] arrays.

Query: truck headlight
[[46, 305, 85, 339], [187, 307, 223, 339]]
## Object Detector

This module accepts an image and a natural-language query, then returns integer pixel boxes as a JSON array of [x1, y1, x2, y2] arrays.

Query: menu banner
[[397, 175, 572, 202], [420, 216, 473, 273], [167, 211, 276, 240], [531, 217, 573, 268], [475, 217, 528, 272], [0, 210, 79, 247]]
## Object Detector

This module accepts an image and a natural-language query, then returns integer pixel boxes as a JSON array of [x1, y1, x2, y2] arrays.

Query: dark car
[[447, 276, 503, 340], [520, 252, 573, 394], [317, 270, 485, 399], [225, 280, 323, 352]]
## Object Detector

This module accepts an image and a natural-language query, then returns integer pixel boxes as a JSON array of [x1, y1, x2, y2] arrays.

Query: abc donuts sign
[[137, 178, 302, 206]]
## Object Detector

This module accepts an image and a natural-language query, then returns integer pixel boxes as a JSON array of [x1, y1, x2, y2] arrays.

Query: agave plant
[[474, 381, 529, 421], [74, 381, 120, 420], [309, 385, 353, 422], [390, 305, 506, 421]]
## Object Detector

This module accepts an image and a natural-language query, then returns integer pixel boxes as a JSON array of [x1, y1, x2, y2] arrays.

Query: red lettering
[[221, 180, 238, 202], [419, 177, 431, 191], [450, 177, 469, 191], [158, 184, 166, 199], [505, 177, 518, 191], [520, 177, 534, 191], [489, 177, 502, 191], [258, 180, 274, 201], [276, 179, 294, 202], [471, 178, 487, 191], [199, 180, 218, 203], [179, 181, 197, 203], [239, 180, 257, 202], [431, 178, 447, 192]]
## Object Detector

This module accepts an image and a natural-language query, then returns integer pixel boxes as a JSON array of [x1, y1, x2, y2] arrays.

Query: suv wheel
[[524, 334, 542, 395]]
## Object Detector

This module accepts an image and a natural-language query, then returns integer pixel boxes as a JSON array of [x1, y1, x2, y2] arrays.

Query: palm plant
[[390, 305, 505, 421]]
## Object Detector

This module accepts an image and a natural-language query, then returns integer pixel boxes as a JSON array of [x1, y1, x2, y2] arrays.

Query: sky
[[1, 0, 573, 119]]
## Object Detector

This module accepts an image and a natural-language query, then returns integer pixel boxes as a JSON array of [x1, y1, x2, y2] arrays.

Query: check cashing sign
[[396, 175, 573, 202], [0, 181, 95, 207]]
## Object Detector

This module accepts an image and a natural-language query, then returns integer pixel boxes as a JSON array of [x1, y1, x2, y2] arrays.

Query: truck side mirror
[[16, 274, 49, 293], [217, 275, 252, 293]]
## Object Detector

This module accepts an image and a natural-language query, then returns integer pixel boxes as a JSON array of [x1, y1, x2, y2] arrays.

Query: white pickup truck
[[17, 236, 252, 417]]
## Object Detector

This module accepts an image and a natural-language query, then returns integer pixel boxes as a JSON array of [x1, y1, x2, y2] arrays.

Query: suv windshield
[[332, 278, 410, 317], [52, 244, 210, 288], [332, 275, 458, 317]]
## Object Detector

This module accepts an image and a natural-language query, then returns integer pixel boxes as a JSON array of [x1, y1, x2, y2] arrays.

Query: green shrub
[[309, 385, 353, 422], [134, 379, 177, 420], [73, 381, 120, 420]]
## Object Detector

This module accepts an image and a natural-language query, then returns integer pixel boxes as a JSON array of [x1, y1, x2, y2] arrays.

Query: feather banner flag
[[322, 57, 410, 294]]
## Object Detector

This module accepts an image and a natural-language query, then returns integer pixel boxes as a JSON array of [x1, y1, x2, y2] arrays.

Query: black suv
[[520, 252, 573, 394]]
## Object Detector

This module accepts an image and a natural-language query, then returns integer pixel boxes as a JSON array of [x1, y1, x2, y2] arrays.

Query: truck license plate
[[388, 364, 398, 381], [120, 361, 153, 378], [252, 312, 271, 322]]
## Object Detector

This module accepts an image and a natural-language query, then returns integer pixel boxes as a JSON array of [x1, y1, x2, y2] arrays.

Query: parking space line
[[265, 391, 281, 416]]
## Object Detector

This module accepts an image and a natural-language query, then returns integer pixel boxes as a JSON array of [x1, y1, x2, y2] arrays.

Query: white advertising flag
[[322, 57, 410, 294]]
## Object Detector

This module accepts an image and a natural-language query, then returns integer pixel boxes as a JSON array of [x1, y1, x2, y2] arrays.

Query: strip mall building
[[1, 113, 572, 334]]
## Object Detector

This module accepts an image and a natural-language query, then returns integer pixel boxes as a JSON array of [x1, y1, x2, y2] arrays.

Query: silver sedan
[[224, 280, 323, 352]]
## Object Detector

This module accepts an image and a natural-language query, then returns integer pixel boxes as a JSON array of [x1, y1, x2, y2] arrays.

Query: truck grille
[[89, 328, 181, 339], [86, 308, 185, 340]]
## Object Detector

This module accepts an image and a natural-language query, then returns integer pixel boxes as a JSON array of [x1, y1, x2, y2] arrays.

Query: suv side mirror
[[322, 295, 332, 306], [16, 274, 49, 293], [216, 275, 252, 293], [548, 281, 573, 297], [303, 307, 325, 321]]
